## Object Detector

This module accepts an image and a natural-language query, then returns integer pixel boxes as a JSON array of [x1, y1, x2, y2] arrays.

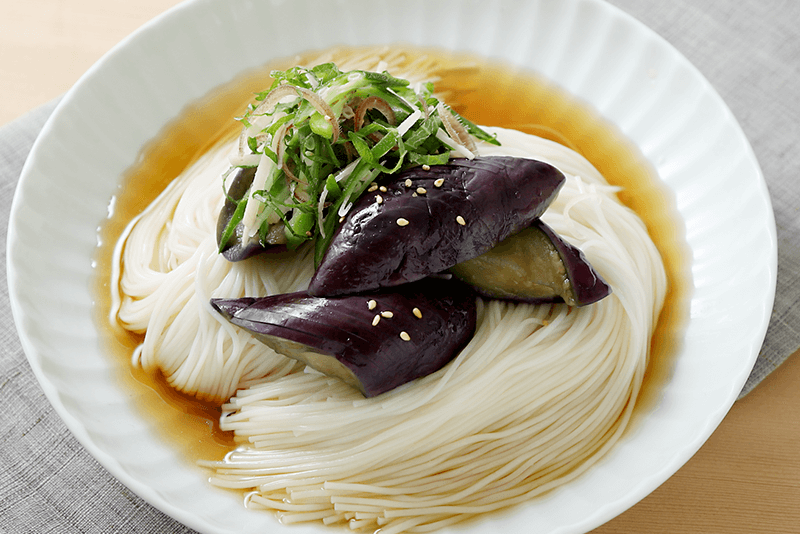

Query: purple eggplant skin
[[217, 166, 287, 261], [540, 221, 611, 306], [308, 156, 566, 297], [210, 278, 477, 397], [451, 220, 611, 307]]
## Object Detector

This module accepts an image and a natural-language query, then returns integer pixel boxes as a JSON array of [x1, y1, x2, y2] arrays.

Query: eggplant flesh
[[210, 278, 477, 397], [216, 166, 287, 261], [308, 156, 566, 297], [450, 220, 611, 307]]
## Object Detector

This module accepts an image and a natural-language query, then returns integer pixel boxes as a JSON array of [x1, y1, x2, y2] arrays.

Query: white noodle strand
[[113, 117, 665, 533]]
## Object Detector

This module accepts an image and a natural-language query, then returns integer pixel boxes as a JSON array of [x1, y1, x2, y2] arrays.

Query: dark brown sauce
[[92, 46, 689, 466]]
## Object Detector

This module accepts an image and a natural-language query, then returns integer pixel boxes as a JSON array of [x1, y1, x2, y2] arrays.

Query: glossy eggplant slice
[[308, 157, 566, 297], [216, 166, 287, 261], [210, 278, 477, 397], [450, 220, 611, 306]]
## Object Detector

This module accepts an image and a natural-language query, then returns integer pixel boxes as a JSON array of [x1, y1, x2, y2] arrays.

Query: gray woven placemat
[[0, 99, 198, 532], [1, 1, 798, 532]]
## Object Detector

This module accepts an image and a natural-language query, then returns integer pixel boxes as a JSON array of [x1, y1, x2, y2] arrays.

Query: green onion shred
[[218, 63, 499, 265]]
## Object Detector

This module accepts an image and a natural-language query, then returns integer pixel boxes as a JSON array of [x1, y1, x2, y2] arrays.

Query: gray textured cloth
[[0, 100, 197, 533], [1, 0, 797, 532]]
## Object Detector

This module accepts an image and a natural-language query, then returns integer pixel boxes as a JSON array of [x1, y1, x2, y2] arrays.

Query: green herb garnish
[[218, 62, 499, 265]]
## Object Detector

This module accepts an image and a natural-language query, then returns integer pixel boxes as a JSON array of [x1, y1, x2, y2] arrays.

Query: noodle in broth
[[109, 49, 667, 533]]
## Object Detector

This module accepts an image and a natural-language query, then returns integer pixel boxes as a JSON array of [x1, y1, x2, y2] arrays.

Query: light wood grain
[[593, 347, 800, 533], [2, 1, 798, 533], [0, 0, 186, 125]]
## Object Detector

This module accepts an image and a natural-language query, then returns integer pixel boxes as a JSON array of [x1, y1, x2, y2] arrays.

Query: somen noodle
[[110, 52, 666, 534]]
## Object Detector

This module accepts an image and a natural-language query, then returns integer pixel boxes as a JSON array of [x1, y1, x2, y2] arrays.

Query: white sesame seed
[[381, 311, 394, 318], [372, 314, 381, 326], [379, 186, 388, 192], [412, 307, 422, 319], [367, 299, 377, 310], [368, 183, 379, 192], [400, 331, 411, 341], [404, 178, 413, 187], [416, 187, 427, 195], [396, 218, 410, 226], [422, 164, 431, 171], [456, 215, 466, 226], [434, 178, 445, 187], [375, 195, 383, 204]]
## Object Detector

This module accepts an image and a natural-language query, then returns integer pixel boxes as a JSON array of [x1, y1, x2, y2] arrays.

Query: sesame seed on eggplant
[[450, 220, 611, 307], [210, 278, 477, 397], [308, 156, 566, 297]]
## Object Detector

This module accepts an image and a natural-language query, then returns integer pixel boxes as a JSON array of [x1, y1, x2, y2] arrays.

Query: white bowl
[[7, 0, 776, 533]]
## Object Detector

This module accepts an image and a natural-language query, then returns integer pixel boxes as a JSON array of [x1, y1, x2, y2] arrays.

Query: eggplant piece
[[450, 220, 611, 306], [217, 166, 287, 261], [210, 278, 477, 397], [308, 157, 565, 297]]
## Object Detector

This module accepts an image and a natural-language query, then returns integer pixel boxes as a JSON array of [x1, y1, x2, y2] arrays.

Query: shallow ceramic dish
[[7, 0, 776, 532]]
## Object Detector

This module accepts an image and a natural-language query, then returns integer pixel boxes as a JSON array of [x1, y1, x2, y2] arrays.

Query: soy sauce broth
[[93, 45, 689, 463]]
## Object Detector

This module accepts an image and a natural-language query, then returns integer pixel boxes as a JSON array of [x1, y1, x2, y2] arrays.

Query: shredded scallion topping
[[218, 62, 499, 265]]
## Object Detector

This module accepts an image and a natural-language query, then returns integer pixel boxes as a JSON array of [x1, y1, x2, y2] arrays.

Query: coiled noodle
[[111, 61, 666, 533]]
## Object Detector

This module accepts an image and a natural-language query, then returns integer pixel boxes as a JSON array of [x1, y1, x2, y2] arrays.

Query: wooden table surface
[[2, 1, 799, 533]]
